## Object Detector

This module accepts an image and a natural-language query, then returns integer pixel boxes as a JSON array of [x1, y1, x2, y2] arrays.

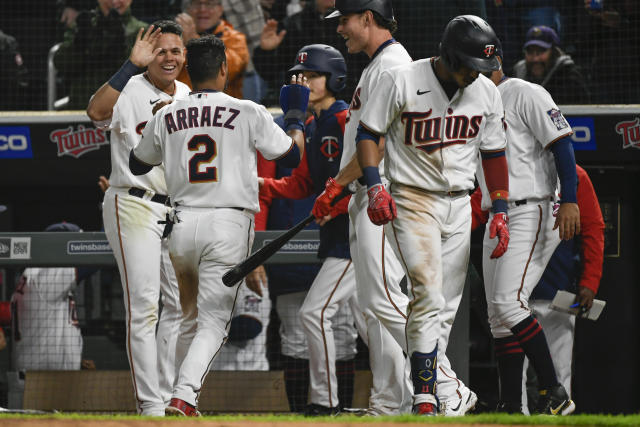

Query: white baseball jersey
[[11, 268, 82, 371], [477, 78, 573, 210], [340, 41, 412, 181], [211, 283, 270, 371], [360, 58, 506, 192], [94, 74, 190, 193], [134, 90, 295, 211]]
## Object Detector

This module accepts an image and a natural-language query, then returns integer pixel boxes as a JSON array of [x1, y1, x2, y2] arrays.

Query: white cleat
[[440, 388, 478, 416]]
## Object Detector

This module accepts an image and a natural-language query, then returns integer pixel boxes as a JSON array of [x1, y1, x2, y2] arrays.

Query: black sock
[[494, 335, 525, 407], [336, 359, 355, 409], [282, 355, 310, 412], [510, 315, 558, 389]]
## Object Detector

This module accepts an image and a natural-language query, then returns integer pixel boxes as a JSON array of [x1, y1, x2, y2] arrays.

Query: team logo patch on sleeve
[[547, 108, 569, 130]]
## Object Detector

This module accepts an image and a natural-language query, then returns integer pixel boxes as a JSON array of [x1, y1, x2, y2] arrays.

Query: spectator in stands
[[512, 25, 591, 104], [521, 165, 604, 412], [54, 0, 146, 109], [176, 0, 249, 98], [252, 0, 366, 105], [393, 0, 486, 60], [582, 0, 640, 103], [0, 29, 28, 110], [211, 282, 271, 371], [486, 1, 569, 73], [219, 0, 266, 102], [58, 0, 95, 28]]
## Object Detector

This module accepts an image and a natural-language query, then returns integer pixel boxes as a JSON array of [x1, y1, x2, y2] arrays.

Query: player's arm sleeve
[[263, 149, 314, 200], [254, 105, 300, 163], [480, 87, 509, 212], [256, 152, 276, 231], [576, 167, 604, 294], [358, 70, 402, 138], [131, 114, 162, 174]]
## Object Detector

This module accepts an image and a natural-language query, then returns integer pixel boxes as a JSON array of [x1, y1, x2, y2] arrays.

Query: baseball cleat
[[304, 403, 340, 416], [496, 401, 523, 414], [412, 401, 438, 416], [440, 388, 478, 416], [165, 398, 201, 417], [534, 384, 575, 415]]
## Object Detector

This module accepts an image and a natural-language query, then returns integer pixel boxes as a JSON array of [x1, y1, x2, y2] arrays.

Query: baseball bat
[[222, 189, 351, 287]]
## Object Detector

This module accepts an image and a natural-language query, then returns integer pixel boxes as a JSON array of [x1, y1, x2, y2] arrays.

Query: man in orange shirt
[[176, 0, 249, 98]]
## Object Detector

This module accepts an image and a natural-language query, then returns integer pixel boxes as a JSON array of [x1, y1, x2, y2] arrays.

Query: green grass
[[0, 412, 639, 426]]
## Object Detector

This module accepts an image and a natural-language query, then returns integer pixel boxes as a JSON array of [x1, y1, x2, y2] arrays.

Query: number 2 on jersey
[[188, 134, 218, 182]]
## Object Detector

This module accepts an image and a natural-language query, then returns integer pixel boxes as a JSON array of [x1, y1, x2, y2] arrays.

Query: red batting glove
[[312, 177, 344, 218], [328, 194, 351, 218], [367, 184, 397, 225], [489, 212, 509, 258]]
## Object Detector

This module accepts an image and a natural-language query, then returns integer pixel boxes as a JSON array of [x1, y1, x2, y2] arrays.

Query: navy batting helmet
[[288, 44, 347, 94], [439, 15, 500, 73], [324, 0, 394, 21], [45, 222, 82, 232]]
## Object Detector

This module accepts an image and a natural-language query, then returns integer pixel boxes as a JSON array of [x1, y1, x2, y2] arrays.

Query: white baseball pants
[[167, 206, 253, 407], [103, 187, 181, 416]]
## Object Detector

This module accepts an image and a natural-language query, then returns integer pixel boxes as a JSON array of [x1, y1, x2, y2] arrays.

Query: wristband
[[108, 59, 143, 92], [362, 166, 382, 188]]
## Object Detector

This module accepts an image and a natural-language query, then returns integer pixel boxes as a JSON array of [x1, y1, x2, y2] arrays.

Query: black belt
[[128, 187, 171, 206], [514, 197, 554, 206]]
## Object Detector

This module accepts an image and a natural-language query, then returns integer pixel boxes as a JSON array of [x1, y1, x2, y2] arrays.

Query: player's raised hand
[[313, 177, 344, 219], [260, 19, 287, 51], [367, 184, 396, 225], [129, 25, 162, 68], [553, 202, 580, 240], [489, 212, 509, 258], [175, 13, 198, 42]]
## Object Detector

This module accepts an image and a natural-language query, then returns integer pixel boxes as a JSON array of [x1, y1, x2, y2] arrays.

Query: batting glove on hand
[[367, 184, 397, 225], [312, 177, 344, 218], [489, 212, 509, 259]]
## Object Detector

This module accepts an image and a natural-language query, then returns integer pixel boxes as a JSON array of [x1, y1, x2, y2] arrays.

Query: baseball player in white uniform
[[130, 35, 309, 416], [355, 16, 510, 415], [210, 283, 271, 371], [86, 22, 189, 416], [314, 0, 415, 415], [315, 3, 477, 416], [477, 40, 580, 415], [11, 224, 84, 372]]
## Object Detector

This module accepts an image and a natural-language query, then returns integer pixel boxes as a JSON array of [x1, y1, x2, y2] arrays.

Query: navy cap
[[524, 26, 560, 50]]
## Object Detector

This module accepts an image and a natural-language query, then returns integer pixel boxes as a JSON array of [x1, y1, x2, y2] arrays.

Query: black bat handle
[[222, 188, 351, 287]]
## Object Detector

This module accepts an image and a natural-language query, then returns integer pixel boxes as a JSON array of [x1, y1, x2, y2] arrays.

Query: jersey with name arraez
[[477, 77, 573, 210], [360, 58, 506, 192], [340, 41, 412, 180], [134, 91, 294, 211], [95, 74, 191, 193]]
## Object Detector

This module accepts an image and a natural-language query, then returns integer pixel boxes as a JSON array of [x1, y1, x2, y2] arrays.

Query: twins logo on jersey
[[345, 88, 362, 124], [547, 108, 569, 131], [400, 109, 482, 153], [320, 136, 340, 161]]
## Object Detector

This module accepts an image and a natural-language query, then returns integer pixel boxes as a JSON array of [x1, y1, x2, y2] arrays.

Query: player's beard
[[224, 75, 229, 92]]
